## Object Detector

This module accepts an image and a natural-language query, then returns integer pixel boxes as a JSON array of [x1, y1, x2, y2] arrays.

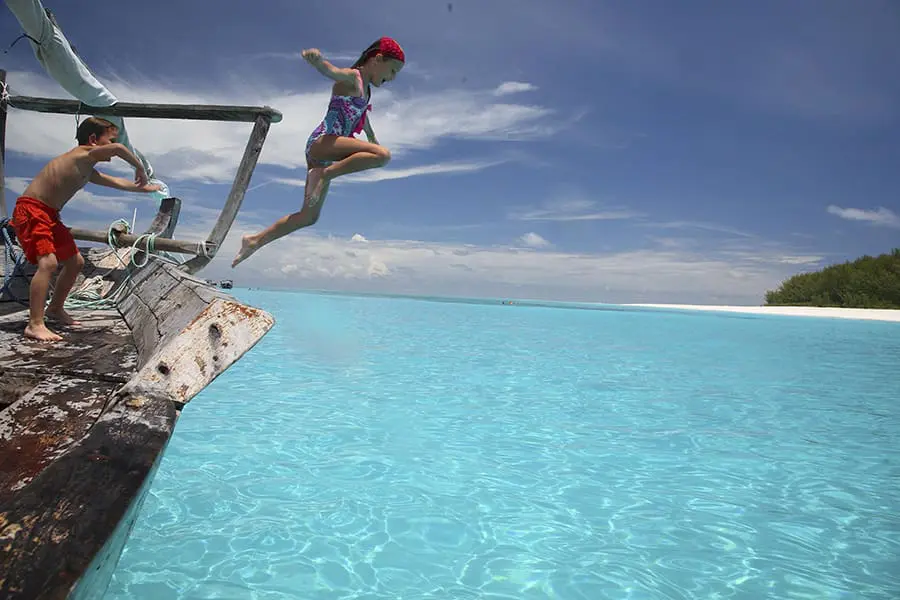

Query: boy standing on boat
[[10, 117, 161, 342]]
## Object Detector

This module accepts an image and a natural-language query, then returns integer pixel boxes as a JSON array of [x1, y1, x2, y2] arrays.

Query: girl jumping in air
[[232, 37, 405, 268]]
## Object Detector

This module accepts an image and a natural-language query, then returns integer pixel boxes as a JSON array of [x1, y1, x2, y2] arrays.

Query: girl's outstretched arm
[[302, 48, 358, 84]]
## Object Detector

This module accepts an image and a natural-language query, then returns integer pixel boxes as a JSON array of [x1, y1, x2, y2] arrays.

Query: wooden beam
[[6, 94, 283, 124], [1, 69, 7, 220], [129, 197, 182, 266], [181, 114, 272, 273], [146, 197, 182, 240], [69, 225, 214, 256]]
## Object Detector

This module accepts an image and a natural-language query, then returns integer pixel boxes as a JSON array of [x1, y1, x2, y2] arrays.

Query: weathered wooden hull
[[0, 246, 274, 599], [67, 433, 167, 600]]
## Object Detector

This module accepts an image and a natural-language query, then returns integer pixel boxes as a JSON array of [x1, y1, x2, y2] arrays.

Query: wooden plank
[[116, 263, 176, 366], [67, 442, 164, 599], [1, 69, 7, 219], [7, 94, 283, 123], [120, 297, 274, 407], [0, 372, 38, 412], [146, 197, 181, 240], [0, 253, 34, 307], [74, 247, 132, 300], [0, 391, 176, 600], [0, 309, 135, 379], [116, 261, 186, 365], [181, 114, 272, 273], [0, 375, 115, 495], [117, 260, 262, 369], [113, 262, 275, 391]]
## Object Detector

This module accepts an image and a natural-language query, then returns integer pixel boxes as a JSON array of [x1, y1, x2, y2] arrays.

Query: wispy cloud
[[250, 51, 359, 62], [4, 70, 559, 186], [509, 196, 640, 222], [348, 159, 507, 183], [643, 220, 757, 238], [271, 159, 507, 188], [493, 82, 538, 96], [827, 205, 900, 229]]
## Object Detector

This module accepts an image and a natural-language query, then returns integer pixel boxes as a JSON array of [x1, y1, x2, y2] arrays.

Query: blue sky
[[3, 0, 899, 304]]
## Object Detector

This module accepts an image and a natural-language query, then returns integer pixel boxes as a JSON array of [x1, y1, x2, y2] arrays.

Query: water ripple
[[105, 291, 900, 599]]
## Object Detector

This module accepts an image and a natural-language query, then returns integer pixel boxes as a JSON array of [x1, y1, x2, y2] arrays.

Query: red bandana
[[365, 37, 405, 64]]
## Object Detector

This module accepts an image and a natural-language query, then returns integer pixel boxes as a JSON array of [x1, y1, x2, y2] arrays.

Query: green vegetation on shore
[[765, 248, 900, 309]]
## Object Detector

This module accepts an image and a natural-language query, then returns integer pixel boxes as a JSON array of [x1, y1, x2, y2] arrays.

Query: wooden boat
[[0, 3, 282, 597]]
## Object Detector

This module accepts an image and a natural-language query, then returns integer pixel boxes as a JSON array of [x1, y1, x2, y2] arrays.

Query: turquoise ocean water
[[104, 290, 900, 599]]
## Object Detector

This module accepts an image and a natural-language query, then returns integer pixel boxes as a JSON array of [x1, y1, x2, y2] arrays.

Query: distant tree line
[[765, 248, 900, 309]]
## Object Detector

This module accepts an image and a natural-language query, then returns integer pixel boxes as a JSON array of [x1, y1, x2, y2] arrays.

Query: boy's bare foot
[[24, 322, 63, 342], [232, 234, 258, 268], [305, 167, 328, 207], [46, 307, 80, 326]]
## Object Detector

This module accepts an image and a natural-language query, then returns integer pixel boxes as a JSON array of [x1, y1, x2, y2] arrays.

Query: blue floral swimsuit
[[305, 69, 371, 166]]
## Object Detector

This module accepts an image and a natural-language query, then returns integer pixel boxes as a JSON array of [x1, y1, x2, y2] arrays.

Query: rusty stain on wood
[[0, 375, 117, 494]]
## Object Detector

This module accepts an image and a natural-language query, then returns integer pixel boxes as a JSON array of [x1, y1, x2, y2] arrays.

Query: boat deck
[[0, 307, 137, 496]]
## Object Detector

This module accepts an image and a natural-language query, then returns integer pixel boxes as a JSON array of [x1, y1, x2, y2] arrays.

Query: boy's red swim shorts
[[11, 196, 78, 265]]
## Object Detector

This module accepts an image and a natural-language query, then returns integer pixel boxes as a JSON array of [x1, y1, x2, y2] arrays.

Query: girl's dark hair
[[352, 40, 381, 68]]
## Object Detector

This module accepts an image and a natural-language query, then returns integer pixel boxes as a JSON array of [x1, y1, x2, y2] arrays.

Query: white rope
[[0, 79, 10, 110], [63, 218, 183, 309]]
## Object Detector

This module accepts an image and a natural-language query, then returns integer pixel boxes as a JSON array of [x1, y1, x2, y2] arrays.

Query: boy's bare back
[[22, 146, 98, 211]]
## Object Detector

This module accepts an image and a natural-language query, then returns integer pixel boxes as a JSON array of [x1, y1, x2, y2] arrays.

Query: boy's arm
[[90, 169, 160, 193], [87, 143, 149, 185], [88, 143, 141, 169], [301, 48, 358, 85]]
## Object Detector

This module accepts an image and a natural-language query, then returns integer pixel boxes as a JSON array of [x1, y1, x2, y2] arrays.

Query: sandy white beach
[[624, 304, 900, 323]]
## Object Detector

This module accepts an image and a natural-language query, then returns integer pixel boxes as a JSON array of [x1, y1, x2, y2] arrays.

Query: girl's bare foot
[[305, 167, 328, 207], [232, 234, 259, 268], [46, 307, 80, 326], [24, 322, 63, 342]]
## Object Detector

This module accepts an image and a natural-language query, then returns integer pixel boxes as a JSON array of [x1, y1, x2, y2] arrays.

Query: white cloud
[[47, 203, 826, 305], [190, 223, 821, 305], [272, 159, 505, 188], [347, 159, 506, 183], [519, 232, 551, 248], [509, 196, 640, 222], [251, 51, 359, 62], [493, 82, 538, 96], [4, 70, 557, 187], [826, 205, 900, 229]]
